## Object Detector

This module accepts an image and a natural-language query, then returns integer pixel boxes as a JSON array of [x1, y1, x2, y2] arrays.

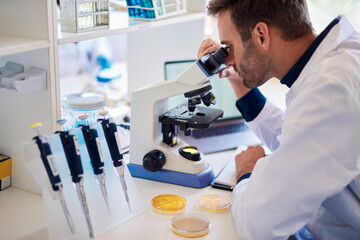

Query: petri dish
[[151, 194, 187, 214], [170, 213, 210, 238], [197, 193, 231, 212]]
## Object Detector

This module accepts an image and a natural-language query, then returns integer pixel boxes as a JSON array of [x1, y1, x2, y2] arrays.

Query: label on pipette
[[73, 136, 80, 155], [46, 155, 59, 176], [96, 137, 104, 163]]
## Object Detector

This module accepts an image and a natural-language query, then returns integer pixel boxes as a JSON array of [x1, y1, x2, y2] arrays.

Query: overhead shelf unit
[[0, 36, 49, 57], [58, 10, 205, 44]]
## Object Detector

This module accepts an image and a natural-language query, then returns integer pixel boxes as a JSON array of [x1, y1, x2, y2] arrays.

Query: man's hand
[[197, 38, 222, 59], [235, 146, 265, 180]]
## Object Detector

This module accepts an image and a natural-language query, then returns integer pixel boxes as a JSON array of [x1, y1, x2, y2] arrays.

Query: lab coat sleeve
[[231, 76, 360, 240], [235, 88, 284, 151], [246, 100, 284, 151]]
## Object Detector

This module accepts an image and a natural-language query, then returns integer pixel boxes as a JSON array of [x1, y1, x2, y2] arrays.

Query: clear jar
[[61, 92, 105, 129]]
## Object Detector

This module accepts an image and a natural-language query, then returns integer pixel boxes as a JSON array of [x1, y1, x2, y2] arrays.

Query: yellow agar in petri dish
[[151, 194, 187, 214], [197, 193, 231, 212], [170, 213, 210, 238]]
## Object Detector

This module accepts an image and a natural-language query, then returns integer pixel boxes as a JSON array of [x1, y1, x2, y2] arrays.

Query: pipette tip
[[127, 201, 132, 213]]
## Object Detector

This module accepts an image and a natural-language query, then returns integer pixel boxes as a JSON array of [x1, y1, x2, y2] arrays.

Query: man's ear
[[252, 22, 270, 50]]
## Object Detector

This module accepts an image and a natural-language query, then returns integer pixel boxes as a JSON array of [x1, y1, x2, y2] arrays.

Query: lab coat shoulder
[[321, 31, 360, 87], [288, 16, 360, 98], [293, 46, 359, 95]]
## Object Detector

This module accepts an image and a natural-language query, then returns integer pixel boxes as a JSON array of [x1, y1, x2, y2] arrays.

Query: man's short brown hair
[[207, 0, 313, 41]]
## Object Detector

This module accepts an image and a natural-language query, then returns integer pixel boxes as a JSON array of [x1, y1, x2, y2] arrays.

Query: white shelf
[[58, 11, 205, 45], [0, 35, 49, 57]]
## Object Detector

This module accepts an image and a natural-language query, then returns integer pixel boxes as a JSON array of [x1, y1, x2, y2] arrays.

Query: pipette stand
[[22, 122, 145, 240]]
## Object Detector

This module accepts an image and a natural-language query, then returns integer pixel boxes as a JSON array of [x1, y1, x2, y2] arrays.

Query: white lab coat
[[232, 16, 360, 240]]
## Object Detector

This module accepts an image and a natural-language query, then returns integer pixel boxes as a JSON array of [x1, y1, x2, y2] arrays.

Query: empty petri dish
[[151, 194, 187, 214], [197, 193, 231, 212], [170, 213, 210, 238]]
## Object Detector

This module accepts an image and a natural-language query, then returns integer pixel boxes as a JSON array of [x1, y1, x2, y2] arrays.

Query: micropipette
[[31, 122, 76, 236], [98, 111, 131, 212], [78, 115, 111, 214], [55, 119, 94, 239]]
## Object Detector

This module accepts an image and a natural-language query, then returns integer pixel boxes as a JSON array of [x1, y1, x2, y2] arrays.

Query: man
[[198, 0, 360, 239]]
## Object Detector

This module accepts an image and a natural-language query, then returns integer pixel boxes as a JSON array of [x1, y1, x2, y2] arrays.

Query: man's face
[[218, 10, 271, 89]]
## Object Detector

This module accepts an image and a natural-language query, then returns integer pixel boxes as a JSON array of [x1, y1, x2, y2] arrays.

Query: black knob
[[184, 128, 193, 136], [143, 150, 166, 172]]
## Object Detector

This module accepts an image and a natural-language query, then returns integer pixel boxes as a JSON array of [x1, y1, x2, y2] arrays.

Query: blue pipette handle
[[79, 125, 104, 175], [33, 136, 61, 191], [56, 131, 84, 183], [99, 119, 123, 167]]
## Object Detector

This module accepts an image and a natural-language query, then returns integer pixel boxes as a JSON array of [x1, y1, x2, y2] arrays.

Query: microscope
[[128, 47, 229, 188]]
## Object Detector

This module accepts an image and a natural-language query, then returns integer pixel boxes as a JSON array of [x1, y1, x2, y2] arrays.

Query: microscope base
[[127, 163, 215, 188]]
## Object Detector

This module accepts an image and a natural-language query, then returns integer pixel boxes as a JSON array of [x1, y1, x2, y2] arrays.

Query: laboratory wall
[[127, 18, 205, 95]]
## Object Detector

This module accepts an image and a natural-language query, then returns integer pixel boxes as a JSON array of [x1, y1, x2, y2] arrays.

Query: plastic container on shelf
[[62, 92, 106, 129], [60, 0, 110, 33], [125, 0, 187, 20]]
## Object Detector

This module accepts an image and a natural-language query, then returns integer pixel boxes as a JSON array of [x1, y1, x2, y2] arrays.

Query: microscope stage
[[159, 105, 223, 129]]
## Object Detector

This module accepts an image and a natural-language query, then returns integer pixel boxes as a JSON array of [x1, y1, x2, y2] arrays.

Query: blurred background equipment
[[124, 0, 186, 20]]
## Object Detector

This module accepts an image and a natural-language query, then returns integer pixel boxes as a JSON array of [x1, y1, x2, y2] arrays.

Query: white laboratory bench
[[0, 149, 240, 240]]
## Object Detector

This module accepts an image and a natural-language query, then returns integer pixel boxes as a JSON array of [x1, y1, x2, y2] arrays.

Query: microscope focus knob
[[143, 150, 166, 172]]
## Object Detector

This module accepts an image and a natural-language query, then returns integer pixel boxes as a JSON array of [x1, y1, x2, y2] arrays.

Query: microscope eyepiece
[[213, 47, 228, 64], [198, 47, 229, 76]]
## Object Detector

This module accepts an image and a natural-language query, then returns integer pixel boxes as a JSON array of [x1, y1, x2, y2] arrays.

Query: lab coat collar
[[280, 16, 341, 88]]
